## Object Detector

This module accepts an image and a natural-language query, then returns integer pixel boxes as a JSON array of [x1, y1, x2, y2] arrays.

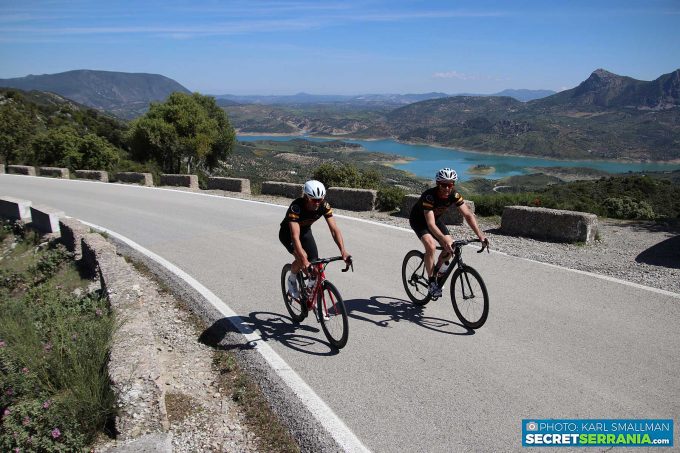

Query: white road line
[[78, 218, 371, 453]]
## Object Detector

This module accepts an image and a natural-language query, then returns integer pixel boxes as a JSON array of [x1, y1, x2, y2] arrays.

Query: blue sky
[[0, 0, 678, 95]]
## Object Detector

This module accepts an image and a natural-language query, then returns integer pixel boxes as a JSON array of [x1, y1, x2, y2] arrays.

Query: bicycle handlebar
[[308, 256, 354, 272], [436, 238, 490, 253]]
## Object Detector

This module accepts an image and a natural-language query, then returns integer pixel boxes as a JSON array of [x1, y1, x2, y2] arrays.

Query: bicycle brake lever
[[342, 258, 354, 272], [477, 240, 490, 254]]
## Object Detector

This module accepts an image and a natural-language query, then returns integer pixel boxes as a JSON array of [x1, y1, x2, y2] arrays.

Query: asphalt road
[[2, 174, 678, 452]]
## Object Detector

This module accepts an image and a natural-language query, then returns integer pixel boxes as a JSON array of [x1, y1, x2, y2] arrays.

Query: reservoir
[[237, 135, 680, 182]]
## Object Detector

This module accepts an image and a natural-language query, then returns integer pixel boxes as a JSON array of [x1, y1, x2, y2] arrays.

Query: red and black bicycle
[[281, 256, 353, 349]]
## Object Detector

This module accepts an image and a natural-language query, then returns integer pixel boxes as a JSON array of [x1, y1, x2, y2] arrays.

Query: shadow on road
[[344, 296, 474, 336], [635, 235, 680, 268], [199, 312, 340, 356]]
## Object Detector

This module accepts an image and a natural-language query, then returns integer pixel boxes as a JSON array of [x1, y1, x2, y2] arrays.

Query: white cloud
[[433, 71, 476, 80]]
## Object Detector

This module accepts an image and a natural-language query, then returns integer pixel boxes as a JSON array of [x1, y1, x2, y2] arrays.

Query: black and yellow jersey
[[280, 198, 333, 231], [409, 187, 464, 223]]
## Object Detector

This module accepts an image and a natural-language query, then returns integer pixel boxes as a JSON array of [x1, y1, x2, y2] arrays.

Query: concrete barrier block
[[7, 165, 36, 176], [326, 187, 377, 211], [59, 218, 90, 259], [39, 167, 70, 178], [261, 181, 303, 198], [207, 177, 251, 193], [400, 194, 475, 225], [0, 164, 4, 174], [0, 196, 32, 221], [501, 206, 599, 243], [75, 170, 109, 182], [160, 174, 198, 189], [29, 205, 64, 234], [116, 172, 154, 186]]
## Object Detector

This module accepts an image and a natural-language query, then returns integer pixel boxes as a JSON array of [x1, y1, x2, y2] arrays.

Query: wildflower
[[3, 408, 10, 417], [0, 340, 6, 347], [22, 416, 30, 426], [43, 400, 51, 409], [51, 428, 61, 439], [6, 388, 13, 396], [95, 308, 103, 317], [71, 334, 78, 341], [21, 367, 29, 374], [43, 342, 52, 352]]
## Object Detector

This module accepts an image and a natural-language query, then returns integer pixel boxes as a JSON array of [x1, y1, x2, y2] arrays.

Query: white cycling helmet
[[303, 180, 326, 199], [435, 167, 458, 183]]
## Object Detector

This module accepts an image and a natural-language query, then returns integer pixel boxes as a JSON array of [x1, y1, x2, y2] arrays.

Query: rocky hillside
[[0, 70, 191, 119]]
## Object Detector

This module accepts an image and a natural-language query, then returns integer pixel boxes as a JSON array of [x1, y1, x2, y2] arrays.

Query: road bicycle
[[401, 239, 489, 329], [281, 256, 353, 349]]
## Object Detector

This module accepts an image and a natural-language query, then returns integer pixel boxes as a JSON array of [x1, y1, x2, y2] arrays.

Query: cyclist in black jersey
[[279, 180, 351, 299], [409, 168, 488, 297]]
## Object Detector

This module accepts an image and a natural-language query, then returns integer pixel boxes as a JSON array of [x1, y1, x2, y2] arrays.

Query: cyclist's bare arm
[[325, 216, 351, 262], [289, 222, 310, 271], [424, 210, 454, 253], [457, 203, 488, 245]]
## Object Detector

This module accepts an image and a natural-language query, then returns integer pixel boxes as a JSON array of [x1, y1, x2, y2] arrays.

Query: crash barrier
[[501, 206, 599, 243], [115, 172, 154, 186], [261, 181, 303, 198], [39, 167, 70, 178], [160, 174, 198, 189], [0, 196, 32, 222], [400, 194, 476, 225], [75, 170, 109, 182], [80, 231, 169, 443], [30, 205, 64, 234], [326, 187, 377, 211], [7, 165, 36, 176], [207, 176, 251, 193]]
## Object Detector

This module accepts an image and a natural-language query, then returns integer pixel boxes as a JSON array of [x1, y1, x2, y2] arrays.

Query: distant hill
[[0, 70, 191, 119], [532, 68, 680, 110], [492, 89, 556, 102]]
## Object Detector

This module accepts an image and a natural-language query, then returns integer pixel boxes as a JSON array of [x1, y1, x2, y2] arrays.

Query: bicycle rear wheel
[[317, 281, 349, 349], [281, 264, 308, 323], [401, 250, 432, 306], [450, 265, 489, 329]]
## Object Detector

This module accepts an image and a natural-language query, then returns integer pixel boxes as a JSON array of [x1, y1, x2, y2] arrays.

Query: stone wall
[[29, 205, 64, 234], [116, 172, 154, 186], [7, 165, 36, 176], [261, 181, 303, 198], [75, 170, 109, 182], [501, 206, 599, 243], [207, 177, 251, 193], [400, 194, 475, 225], [160, 174, 198, 189], [39, 167, 70, 178], [326, 187, 377, 211]]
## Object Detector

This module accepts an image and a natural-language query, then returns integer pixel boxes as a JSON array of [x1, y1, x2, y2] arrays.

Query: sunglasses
[[438, 183, 455, 189]]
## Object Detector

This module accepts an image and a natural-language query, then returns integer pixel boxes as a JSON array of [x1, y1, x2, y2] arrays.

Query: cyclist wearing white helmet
[[409, 168, 488, 297], [279, 180, 351, 299]]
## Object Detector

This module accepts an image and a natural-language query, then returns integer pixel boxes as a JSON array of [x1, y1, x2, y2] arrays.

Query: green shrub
[[603, 197, 656, 220], [377, 186, 406, 211], [313, 163, 380, 189]]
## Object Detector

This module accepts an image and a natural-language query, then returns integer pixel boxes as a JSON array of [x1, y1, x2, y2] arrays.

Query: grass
[[0, 221, 116, 452], [213, 352, 300, 453]]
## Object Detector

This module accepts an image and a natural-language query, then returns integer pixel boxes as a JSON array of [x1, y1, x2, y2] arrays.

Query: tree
[[0, 102, 35, 165], [127, 92, 235, 173], [32, 126, 120, 171]]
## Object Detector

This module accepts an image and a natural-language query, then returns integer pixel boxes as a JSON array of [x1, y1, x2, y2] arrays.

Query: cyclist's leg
[[292, 228, 319, 274], [419, 233, 438, 278], [434, 218, 452, 268]]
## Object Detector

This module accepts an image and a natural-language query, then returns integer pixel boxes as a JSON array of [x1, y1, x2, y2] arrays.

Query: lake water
[[237, 135, 680, 181]]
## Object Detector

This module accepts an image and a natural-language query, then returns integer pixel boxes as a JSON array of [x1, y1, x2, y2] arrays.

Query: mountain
[[492, 89, 556, 102], [213, 92, 450, 106], [0, 70, 191, 119], [532, 68, 680, 110]]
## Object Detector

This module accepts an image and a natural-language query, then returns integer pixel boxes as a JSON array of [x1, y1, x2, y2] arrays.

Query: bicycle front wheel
[[317, 281, 349, 349], [281, 264, 308, 323], [450, 265, 489, 329], [401, 250, 432, 306]]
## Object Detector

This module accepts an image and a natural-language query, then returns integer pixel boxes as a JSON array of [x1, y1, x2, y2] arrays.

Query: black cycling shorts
[[409, 216, 450, 239], [279, 226, 319, 261]]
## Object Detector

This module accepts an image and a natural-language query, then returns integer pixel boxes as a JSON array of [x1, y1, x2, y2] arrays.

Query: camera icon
[[526, 422, 538, 431]]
